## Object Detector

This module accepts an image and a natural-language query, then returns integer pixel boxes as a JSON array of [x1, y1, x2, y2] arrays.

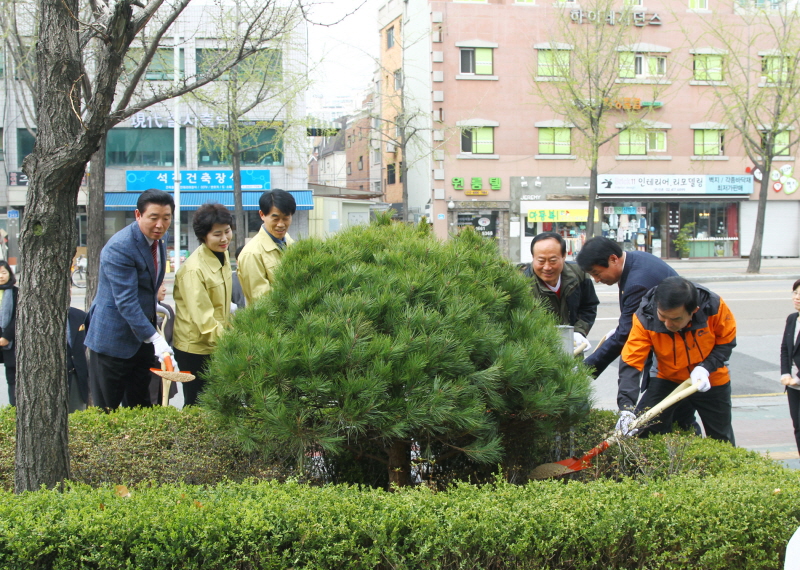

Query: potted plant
[[673, 222, 696, 259]]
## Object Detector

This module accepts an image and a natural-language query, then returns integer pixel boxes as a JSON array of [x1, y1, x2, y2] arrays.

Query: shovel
[[150, 354, 195, 406], [530, 379, 698, 480]]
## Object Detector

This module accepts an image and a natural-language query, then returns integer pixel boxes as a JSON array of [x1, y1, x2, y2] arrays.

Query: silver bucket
[[556, 325, 574, 356]]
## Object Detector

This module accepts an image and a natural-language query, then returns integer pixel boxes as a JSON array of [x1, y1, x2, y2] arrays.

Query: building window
[[387, 163, 396, 185], [106, 127, 187, 167], [358, 156, 363, 170], [196, 48, 282, 82], [693, 54, 723, 81], [0, 128, 4, 161], [620, 53, 667, 79], [125, 47, 185, 81], [694, 129, 724, 156], [460, 127, 494, 154], [619, 130, 666, 155], [762, 131, 791, 156], [373, 149, 381, 164], [762, 55, 790, 84], [623, 0, 644, 5], [197, 125, 283, 166], [387, 27, 395, 49], [17, 128, 36, 167], [394, 69, 403, 90], [537, 49, 569, 77], [538, 127, 571, 155], [460, 48, 493, 75], [689, 0, 708, 8], [347, 162, 352, 175]]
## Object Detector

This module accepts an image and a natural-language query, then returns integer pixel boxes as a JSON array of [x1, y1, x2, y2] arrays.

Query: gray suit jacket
[[85, 222, 165, 359]]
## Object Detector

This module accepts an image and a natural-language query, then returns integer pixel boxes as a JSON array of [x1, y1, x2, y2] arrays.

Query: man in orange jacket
[[618, 276, 736, 444]]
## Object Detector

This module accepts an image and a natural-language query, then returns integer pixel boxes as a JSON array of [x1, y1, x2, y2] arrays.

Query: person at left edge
[[85, 189, 176, 409], [521, 231, 599, 352]]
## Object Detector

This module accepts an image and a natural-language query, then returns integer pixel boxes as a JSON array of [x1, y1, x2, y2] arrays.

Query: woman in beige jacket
[[172, 202, 233, 405]]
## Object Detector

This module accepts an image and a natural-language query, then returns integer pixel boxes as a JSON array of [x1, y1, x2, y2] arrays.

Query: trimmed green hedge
[[0, 405, 621, 491], [0, 406, 284, 492], [1, 445, 799, 570]]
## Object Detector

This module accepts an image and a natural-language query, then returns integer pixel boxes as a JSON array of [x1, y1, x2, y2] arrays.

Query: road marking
[[764, 451, 799, 459], [732, 392, 784, 398]]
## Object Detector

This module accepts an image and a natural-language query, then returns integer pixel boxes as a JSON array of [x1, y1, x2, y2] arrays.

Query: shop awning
[[105, 190, 314, 211], [526, 208, 600, 222]]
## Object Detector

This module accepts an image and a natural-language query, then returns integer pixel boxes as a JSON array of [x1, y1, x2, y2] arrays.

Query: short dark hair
[[259, 189, 296, 216], [193, 202, 234, 242], [137, 189, 175, 215], [793, 278, 800, 292], [655, 276, 698, 314], [235, 245, 245, 259], [0, 260, 16, 287], [576, 237, 623, 271], [530, 232, 566, 256]]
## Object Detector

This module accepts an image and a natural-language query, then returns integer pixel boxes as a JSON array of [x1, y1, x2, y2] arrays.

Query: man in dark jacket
[[523, 232, 599, 350], [576, 237, 699, 433]]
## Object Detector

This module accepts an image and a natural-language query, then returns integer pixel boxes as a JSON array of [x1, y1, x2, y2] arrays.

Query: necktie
[[151, 240, 159, 273]]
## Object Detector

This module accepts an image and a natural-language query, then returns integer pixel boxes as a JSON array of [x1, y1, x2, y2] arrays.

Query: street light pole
[[173, 31, 182, 272]]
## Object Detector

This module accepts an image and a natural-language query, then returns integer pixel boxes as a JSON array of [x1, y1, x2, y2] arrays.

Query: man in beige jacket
[[237, 189, 296, 305]]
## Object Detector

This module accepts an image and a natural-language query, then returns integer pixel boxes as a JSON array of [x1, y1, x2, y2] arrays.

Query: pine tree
[[203, 214, 592, 487]]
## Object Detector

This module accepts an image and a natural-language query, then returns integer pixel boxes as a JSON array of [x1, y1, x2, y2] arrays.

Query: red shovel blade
[[529, 440, 611, 479]]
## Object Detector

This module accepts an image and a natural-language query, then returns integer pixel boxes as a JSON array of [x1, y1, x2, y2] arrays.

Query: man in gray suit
[[85, 189, 177, 409]]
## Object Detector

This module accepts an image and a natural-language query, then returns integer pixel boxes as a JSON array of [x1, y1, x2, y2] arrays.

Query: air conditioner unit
[[386, 142, 397, 153]]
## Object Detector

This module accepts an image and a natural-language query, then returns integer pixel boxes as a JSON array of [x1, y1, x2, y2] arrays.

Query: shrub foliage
[[202, 217, 592, 486], [1, 440, 799, 570]]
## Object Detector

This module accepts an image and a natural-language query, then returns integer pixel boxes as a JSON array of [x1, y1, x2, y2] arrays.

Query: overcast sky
[[306, 0, 381, 101]]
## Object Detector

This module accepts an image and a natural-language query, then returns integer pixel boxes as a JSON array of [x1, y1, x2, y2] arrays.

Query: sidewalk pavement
[[660, 256, 800, 283]]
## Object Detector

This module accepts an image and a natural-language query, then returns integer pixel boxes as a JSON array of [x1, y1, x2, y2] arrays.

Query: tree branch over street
[[7, 0, 313, 493], [684, 0, 800, 273], [530, 0, 673, 237]]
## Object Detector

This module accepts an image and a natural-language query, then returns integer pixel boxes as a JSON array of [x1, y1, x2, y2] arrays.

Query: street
[[1, 276, 798, 464]]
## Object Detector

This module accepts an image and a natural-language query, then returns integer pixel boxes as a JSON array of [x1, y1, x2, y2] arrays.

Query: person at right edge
[[618, 276, 736, 444], [576, 237, 699, 434], [780, 279, 800, 455]]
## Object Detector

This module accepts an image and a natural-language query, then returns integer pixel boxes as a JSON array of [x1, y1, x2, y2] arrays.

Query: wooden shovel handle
[[608, 379, 698, 444]]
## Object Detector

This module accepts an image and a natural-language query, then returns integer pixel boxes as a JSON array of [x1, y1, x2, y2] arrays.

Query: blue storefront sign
[[598, 174, 753, 195], [126, 170, 271, 192]]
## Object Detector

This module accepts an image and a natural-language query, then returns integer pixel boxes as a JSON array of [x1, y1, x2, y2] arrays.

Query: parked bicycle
[[71, 255, 87, 288]]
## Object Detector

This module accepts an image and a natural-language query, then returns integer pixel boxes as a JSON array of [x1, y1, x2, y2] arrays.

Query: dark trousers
[[173, 348, 210, 406], [787, 388, 800, 455], [88, 343, 156, 410], [637, 377, 735, 445], [5, 366, 15, 406]]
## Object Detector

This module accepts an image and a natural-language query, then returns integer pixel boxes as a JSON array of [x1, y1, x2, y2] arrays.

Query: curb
[[689, 274, 800, 284]]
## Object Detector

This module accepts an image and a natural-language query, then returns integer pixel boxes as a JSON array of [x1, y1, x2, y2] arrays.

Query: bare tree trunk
[[15, 0, 83, 492], [232, 143, 246, 255], [387, 439, 410, 488], [85, 136, 107, 310], [746, 170, 770, 274], [586, 161, 599, 239]]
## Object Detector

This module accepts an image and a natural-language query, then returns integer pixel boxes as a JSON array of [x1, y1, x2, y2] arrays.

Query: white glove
[[148, 332, 174, 364], [690, 365, 711, 392], [230, 302, 238, 313], [615, 410, 638, 436], [573, 332, 591, 353]]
